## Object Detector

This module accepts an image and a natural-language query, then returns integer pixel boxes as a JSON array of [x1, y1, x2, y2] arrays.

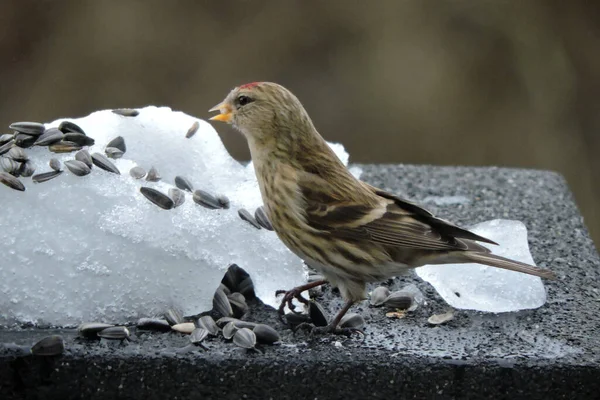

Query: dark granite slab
[[1, 165, 599, 400]]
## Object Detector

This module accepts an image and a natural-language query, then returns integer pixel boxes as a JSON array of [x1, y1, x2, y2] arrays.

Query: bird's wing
[[299, 172, 495, 252]]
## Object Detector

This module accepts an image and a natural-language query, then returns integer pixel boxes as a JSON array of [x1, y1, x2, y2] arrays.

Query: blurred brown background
[[1, 0, 598, 249]]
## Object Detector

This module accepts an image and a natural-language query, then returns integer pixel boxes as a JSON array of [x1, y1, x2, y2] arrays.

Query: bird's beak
[[208, 101, 233, 123]]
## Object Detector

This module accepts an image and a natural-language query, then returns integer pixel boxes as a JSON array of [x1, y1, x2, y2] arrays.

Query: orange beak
[[208, 101, 233, 123]]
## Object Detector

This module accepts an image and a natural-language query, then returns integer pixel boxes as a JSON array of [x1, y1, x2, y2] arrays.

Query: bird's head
[[208, 82, 316, 147]]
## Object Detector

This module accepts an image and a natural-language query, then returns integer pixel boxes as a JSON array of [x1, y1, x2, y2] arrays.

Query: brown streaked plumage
[[209, 82, 555, 333]]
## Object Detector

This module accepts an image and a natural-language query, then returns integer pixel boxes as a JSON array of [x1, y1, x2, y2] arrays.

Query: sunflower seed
[[30, 335, 64, 356], [233, 328, 256, 349], [213, 286, 233, 317], [216, 195, 230, 209], [174, 176, 193, 192], [0, 134, 13, 145], [49, 158, 62, 171], [105, 147, 124, 159], [7, 147, 28, 162], [164, 308, 184, 326], [190, 328, 209, 345], [219, 282, 231, 296], [222, 264, 250, 294], [9, 121, 45, 136], [193, 189, 221, 209], [196, 316, 219, 336], [222, 321, 239, 340], [34, 128, 63, 146], [254, 206, 273, 230], [14, 133, 37, 148], [339, 313, 365, 330], [185, 120, 200, 138], [238, 277, 255, 299], [168, 188, 185, 208], [129, 166, 146, 179], [106, 136, 126, 152], [112, 108, 139, 117], [427, 310, 455, 325], [97, 326, 130, 340], [145, 166, 161, 182], [382, 291, 414, 310], [32, 170, 63, 183], [58, 121, 85, 135], [49, 141, 82, 153], [0, 172, 25, 191], [284, 312, 311, 326], [91, 152, 120, 174], [215, 317, 239, 329], [0, 140, 14, 155], [75, 150, 93, 168], [227, 292, 248, 318], [0, 157, 20, 175], [253, 324, 280, 344], [64, 132, 95, 147], [78, 322, 114, 338], [64, 160, 92, 176], [171, 322, 195, 334], [18, 161, 35, 177], [136, 318, 171, 332], [238, 208, 261, 229], [309, 301, 329, 327], [140, 187, 174, 210], [369, 286, 391, 307]]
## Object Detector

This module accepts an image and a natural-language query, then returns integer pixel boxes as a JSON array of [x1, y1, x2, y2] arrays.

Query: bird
[[208, 82, 555, 334]]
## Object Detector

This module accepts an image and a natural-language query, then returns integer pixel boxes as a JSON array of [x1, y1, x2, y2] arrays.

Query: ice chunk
[[0, 106, 359, 327], [416, 219, 547, 312]]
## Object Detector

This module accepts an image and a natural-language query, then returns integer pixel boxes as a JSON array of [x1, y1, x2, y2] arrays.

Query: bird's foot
[[275, 279, 328, 321]]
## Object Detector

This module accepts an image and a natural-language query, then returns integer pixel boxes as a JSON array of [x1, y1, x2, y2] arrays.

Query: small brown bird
[[209, 82, 555, 334]]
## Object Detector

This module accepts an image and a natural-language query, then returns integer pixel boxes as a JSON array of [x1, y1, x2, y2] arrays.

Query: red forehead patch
[[239, 82, 261, 89]]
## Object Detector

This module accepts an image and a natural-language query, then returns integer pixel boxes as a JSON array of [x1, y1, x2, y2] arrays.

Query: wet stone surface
[[1, 164, 599, 399]]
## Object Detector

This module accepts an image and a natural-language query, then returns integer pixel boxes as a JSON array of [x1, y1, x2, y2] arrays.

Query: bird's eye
[[237, 95, 253, 107]]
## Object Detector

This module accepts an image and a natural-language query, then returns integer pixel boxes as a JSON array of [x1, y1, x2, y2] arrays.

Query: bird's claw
[[275, 287, 310, 320]]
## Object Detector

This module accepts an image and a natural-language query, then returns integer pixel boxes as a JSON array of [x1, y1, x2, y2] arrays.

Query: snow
[[0, 106, 360, 327], [416, 219, 547, 312]]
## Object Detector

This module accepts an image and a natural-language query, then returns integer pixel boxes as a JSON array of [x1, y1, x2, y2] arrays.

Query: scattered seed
[[145, 166, 161, 182], [233, 328, 256, 349], [185, 120, 200, 138], [382, 291, 414, 310], [136, 318, 171, 332], [196, 316, 219, 337], [105, 147, 124, 159], [339, 313, 365, 330], [9, 121, 45, 136], [216, 195, 230, 209], [190, 328, 209, 345], [14, 133, 37, 148], [32, 170, 63, 183], [64, 160, 92, 177], [427, 310, 455, 325], [30, 335, 64, 356], [171, 322, 195, 334], [0, 134, 14, 145], [18, 161, 35, 177], [222, 321, 239, 340], [0, 172, 25, 191], [215, 317, 239, 329], [254, 206, 273, 230], [168, 187, 185, 208], [0, 157, 20, 175], [227, 292, 248, 318], [129, 166, 146, 179], [284, 312, 311, 326], [49, 158, 62, 172], [213, 287, 233, 317], [112, 108, 139, 117], [0, 140, 14, 156], [238, 208, 261, 229], [164, 308, 184, 326], [75, 149, 93, 169], [97, 326, 130, 340], [58, 121, 85, 135], [193, 189, 221, 209], [64, 132, 94, 147], [78, 322, 114, 338], [7, 147, 28, 162], [370, 286, 391, 307], [140, 187, 174, 210], [174, 176, 193, 192], [49, 141, 82, 153], [91, 152, 120, 174], [34, 128, 63, 146], [253, 324, 280, 344], [308, 301, 329, 327], [106, 136, 126, 152]]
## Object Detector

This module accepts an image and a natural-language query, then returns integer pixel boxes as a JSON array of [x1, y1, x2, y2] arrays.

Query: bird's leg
[[275, 279, 328, 316], [299, 301, 363, 337]]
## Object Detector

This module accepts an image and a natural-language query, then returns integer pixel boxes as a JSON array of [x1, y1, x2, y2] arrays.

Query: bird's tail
[[461, 252, 556, 279]]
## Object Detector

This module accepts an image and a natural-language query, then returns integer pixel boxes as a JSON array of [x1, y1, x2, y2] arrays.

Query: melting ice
[[0, 106, 360, 327]]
